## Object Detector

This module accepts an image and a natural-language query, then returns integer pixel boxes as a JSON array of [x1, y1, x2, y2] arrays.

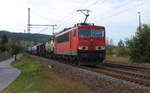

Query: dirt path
[[0, 54, 22, 91]]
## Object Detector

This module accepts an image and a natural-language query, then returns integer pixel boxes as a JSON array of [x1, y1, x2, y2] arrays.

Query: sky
[[0, 0, 150, 44]]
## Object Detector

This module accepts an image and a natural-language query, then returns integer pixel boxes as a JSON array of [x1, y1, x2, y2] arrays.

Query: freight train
[[29, 23, 106, 66]]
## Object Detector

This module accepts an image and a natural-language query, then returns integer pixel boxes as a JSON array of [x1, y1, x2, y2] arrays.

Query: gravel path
[[31, 55, 150, 93], [0, 54, 22, 91]]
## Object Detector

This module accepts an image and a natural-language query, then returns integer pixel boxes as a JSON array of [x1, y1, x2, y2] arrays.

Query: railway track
[[78, 65, 150, 87], [55, 58, 150, 87], [37, 55, 150, 87], [103, 62, 150, 75]]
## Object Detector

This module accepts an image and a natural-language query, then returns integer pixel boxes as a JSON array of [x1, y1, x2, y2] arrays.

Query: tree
[[0, 35, 8, 52], [106, 38, 115, 56], [10, 39, 23, 60], [116, 40, 127, 56], [3, 39, 23, 59], [126, 24, 150, 62], [47, 35, 54, 41]]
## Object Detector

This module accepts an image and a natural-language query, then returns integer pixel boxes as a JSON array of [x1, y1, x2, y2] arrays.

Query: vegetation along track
[[78, 64, 150, 87]]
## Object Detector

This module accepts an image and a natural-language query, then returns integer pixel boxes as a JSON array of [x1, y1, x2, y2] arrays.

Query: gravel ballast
[[31, 55, 150, 93]]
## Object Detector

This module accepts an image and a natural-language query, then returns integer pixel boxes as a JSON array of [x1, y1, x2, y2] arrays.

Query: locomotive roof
[[55, 23, 104, 37]]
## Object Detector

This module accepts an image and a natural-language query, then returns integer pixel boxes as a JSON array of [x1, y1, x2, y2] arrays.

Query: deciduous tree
[[0, 35, 8, 52], [116, 40, 127, 56], [106, 38, 115, 56]]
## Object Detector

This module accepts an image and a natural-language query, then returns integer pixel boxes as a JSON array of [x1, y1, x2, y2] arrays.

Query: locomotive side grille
[[78, 51, 105, 58]]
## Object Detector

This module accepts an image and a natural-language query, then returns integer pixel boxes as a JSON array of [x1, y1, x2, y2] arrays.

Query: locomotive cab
[[76, 23, 106, 64], [54, 23, 106, 65]]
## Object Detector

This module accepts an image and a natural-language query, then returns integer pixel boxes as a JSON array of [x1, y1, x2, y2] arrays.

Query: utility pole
[[27, 8, 30, 33], [138, 12, 142, 31], [24, 30, 26, 51], [51, 25, 57, 35], [77, 9, 91, 23]]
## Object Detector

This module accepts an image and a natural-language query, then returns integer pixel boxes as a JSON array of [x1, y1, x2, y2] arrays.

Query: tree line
[[0, 31, 49, 44], [0, 33, 44, 58], [0, 35, 23, 57], [106, 24, 150, 63]]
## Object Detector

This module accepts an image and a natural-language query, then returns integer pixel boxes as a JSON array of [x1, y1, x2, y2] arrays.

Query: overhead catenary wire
[[30, 9, 72, 33], [89, 0, 134, 23], [28, 9, 57, 34], [55, 0, 108, 31], [31, 9, 55, 24], [56, 10, 78, 31], [38, 27, 49, 33], [92, 0, 106, 6], [85, 0, 107, 9], [28, 0, 150, 35], [81, 0, 108, 23], [100, 0, 150, 22], [82, 0, 149, 25], [29, 0, 107, 33]]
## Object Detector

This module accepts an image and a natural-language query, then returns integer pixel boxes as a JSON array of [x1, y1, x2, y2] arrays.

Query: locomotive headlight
[[96, 46, 105, 50], [96, 46, 101, 50], [78, 46, 83, 50], [101, 46, 105, 50], [78, 46, 88, 50]]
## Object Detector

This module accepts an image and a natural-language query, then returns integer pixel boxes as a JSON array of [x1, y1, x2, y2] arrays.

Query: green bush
[[0, 51, 11, 58], [126, 24, 150, 63]]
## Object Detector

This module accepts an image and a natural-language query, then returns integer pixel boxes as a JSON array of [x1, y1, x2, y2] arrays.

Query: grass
[[106, 56, 131, 64], [106, 55, 150, 67], [1, 56, 89, 93]]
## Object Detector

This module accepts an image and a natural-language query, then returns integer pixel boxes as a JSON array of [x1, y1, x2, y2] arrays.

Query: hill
[[0, 30, 49, 43]]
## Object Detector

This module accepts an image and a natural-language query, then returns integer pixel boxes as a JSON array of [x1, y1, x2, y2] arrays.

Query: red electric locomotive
[[54, 23, 105, 65]]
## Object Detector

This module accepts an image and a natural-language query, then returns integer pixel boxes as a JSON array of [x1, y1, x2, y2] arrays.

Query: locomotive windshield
[[79, 29, 104, 38]]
